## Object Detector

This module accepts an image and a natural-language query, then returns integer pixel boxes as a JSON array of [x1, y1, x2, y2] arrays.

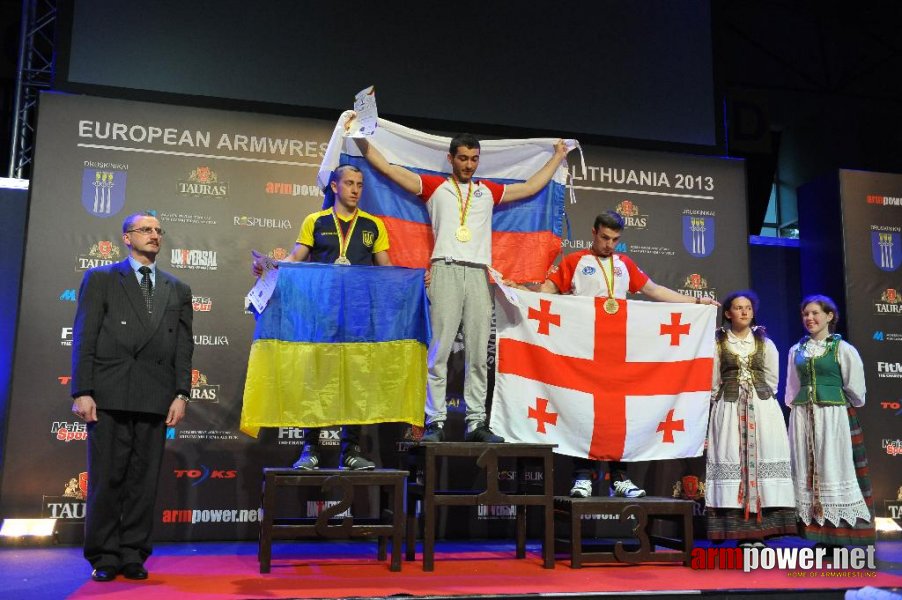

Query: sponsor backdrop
[[834, 171, 902, 530], [0, 93, 748, 542]]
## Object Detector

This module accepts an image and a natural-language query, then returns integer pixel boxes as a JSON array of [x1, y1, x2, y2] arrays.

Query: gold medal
[[450, 177, 473, 244], [334, 257, 351, 265], [595, 254, 620, 315]]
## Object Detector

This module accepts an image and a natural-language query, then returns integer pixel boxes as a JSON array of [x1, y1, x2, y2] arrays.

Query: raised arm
[[501, 139, 570, 203], [353, 138, 421, 195]]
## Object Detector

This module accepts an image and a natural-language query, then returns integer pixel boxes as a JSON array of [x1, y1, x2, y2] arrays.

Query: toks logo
[[190, 369, 220, 402], [174, 466, 237, 486], [615, 200, 648, 229], [880, 400, 902, 416], [76, 240, 121, 271], [177, 166, 228, 197]]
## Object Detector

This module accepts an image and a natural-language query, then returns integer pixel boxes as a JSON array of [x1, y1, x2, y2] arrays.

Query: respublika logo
[[690, 545, 876, 575], [615, 200, 648, 229], [177, 166, 228, 197], [76, 240, 121, 271], [233, 215, 293, 229], [193, 334, 229, 346], [60, 289, 77, 302], [871, 228, 901, 272], [682, 210, 715, 258], [677, 273, 717, 302], [82, 163, 127, 218], [170, 249, 218, 271]]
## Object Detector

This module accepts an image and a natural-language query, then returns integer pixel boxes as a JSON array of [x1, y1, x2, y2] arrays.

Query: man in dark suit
[[70, 211, 193, 582]]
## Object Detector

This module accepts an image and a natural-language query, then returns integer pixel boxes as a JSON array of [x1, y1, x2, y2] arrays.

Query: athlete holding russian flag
[[353, 130, 571, 442]]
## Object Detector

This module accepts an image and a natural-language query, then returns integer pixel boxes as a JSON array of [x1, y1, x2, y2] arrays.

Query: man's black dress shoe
[[91, 567, 117, 582], [120, 563, 148, 580]]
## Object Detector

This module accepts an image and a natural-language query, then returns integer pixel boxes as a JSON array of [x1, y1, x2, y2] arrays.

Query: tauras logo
[[178, 166, 228, 197]]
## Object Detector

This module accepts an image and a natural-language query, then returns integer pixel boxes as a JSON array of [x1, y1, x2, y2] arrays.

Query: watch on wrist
[[175, 393, 189, 402]]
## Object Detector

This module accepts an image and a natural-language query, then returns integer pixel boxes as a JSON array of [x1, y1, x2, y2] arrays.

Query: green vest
[[792, 334, 847, 406], [714, 328, 774, 401]]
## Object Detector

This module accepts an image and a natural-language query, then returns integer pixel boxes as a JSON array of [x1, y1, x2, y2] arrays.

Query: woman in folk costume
[[785, 295, 874, 548], [706, 290, 796, 547]]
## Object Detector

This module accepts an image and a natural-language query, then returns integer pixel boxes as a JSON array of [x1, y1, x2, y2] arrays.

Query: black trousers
[[572, 457, 632, 483], [302, 425, 361, 453], [84, 409, 166, 569]]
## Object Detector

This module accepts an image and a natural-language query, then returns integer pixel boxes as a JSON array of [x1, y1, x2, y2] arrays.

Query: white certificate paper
[[247, 250, 279, 313], [349, 85, 378, 137]]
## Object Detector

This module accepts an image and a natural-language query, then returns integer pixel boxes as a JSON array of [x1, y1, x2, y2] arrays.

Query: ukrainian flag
[[240, 263, 429, 437]]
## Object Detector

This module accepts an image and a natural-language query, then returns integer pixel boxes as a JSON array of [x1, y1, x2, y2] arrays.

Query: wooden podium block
[[404, 442, 556, 571], [258, 468, 407, 573], [554, 496, 694, 568]]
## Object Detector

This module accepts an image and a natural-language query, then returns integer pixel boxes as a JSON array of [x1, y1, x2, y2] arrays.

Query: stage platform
[[1, 538, 900, 599]]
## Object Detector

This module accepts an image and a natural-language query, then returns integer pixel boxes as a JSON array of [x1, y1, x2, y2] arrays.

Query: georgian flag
[[491, 288, 716, 460]]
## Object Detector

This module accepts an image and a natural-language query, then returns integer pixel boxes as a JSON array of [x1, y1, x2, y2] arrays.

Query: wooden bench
[[258, 468, 407, 573], [404, 442, 556, 571], [554, 496, 694, 568]]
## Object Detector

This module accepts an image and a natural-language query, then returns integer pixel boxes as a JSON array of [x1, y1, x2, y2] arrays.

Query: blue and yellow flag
[[240, 263, 430, 437]]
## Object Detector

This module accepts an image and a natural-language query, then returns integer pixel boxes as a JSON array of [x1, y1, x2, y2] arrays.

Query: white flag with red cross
[[490, 288, 716, 460]]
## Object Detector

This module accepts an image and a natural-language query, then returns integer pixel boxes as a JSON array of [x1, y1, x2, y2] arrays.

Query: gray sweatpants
[[425, 260, 492, 428]]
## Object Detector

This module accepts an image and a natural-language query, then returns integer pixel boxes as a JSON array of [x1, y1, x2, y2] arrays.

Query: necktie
[[138, 266, 153, 313]]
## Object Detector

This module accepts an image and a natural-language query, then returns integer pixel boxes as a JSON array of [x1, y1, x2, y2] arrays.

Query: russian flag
[[240, 263, 430, 437], [320, 116, 569, 283]]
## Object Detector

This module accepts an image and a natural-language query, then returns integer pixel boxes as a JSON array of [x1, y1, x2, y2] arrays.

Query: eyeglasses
[[126, 227, 165, 236]]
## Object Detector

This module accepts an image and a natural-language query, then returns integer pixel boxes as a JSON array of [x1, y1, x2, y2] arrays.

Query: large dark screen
[[59, 0, 715, 147]]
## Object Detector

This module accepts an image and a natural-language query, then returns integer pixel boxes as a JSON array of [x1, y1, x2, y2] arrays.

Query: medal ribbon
[[594, 255, 616, 300], [450, 177, 473, 228], [332, 209, 359, 262]]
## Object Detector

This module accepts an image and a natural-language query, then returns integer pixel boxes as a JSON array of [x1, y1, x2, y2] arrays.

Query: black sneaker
[[464, 423, 504, 443], [291, 445, 319, 470], [338, 445, 376, 471], [421, 422, 444, 442]]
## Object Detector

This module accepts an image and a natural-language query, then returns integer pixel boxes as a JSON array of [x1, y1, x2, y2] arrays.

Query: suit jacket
[[71, 259, 194, 415]]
